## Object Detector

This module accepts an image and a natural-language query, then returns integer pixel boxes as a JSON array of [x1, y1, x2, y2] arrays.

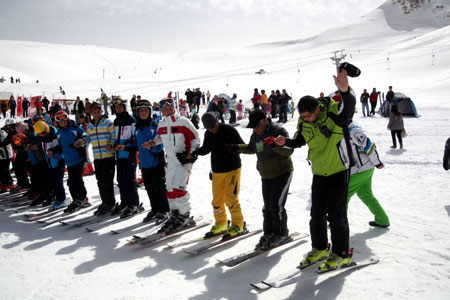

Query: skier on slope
[[54, 110, 90, 213], [193, 112, 246, 239], [235, 109, 294, 250], [275, 64, 357, 272], [145, 97, 200, 233], [347, 122, 390, 228], [85, 101, 117, 216], [34, 120, 68, 210], [110, 96, 143, 219], [443, 137, 450, 171], [133, 99, 170, 223]]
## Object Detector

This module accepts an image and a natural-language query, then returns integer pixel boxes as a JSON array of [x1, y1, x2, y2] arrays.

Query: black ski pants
[[48, 160, 66, 202], [30, 161, 50, 195], [67, 163, 87, 201], [0, 159, 12, 185], [13, 151, 30, 188], [142, 160, 170, 214], [261, 171, 293, 236], [117, 157, 139, 206], [310, 169, 350, 257], [94, 157, 116, 206]]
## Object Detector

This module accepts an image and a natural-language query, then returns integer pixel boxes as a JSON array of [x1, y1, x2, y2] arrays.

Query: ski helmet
[[5, 118, 16, 126], [34, 120, 50, 135], [112, 96, 127, 109], [55, 110, 69, 122], [136, 99, 152, 110]]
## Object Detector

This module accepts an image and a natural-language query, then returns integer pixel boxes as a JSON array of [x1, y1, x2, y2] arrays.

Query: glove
[[176, 151, 197, 165], [263, 136, 276, 147], [339, 62, 361, 77], [225, 144, 240, 155], [444, 161, 449, 171]]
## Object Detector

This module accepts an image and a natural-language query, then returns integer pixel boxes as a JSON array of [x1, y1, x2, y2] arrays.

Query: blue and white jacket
[[114, 111, 136, 160], [40, 126, 65, 168], [135, 119, 164, 169], [56, 120, 89, 167], [348, 122, 382, 175]]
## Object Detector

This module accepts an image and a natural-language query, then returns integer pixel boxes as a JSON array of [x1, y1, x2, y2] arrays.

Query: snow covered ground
[[1, 1, 450, 299]]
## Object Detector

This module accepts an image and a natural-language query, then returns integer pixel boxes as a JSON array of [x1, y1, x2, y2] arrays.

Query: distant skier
[[443, 138, 450, 171]]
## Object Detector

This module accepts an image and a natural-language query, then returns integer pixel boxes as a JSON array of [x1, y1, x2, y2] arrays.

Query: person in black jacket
[[278, 89, 291, 123], [443, 138, 450, 171], [22, 97, 30, 118], [194, 112, 246, 239], [238, 109, 294, 250], [111, 96, 142, 218]]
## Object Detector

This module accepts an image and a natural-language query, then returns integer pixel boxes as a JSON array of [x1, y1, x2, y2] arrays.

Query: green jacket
[[285, 89, 355, 176], [239, 121, 293, 179]]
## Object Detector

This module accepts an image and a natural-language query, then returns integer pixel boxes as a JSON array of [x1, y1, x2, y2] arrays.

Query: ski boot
[[159, 210, 195, 234], [143, 210, 157, 223], [298, 244, 331, 270], [120, 203, 144, 219], [222, 222, 247, 240], [266, 232, 292, 248], [205, 222, 229, 238], [255, 234, 271, 250], [94, 203, 114, 216], [64, 197, 89, 214], [110, 202, 127, 216], [318, 249, 354, 273], [51, 198, 69, 210]]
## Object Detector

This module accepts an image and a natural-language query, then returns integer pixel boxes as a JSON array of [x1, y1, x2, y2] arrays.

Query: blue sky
[[0, 0, 385, 52]]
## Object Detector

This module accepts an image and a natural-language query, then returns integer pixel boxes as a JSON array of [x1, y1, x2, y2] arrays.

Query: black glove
[[339, 62, 361, 77], [176, 151, 197, 165], [444, 161, 449, 171], [225, 144, 240, 155]]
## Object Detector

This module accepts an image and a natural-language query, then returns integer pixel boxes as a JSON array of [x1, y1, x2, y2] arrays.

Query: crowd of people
[[5, 64, 435, 272]]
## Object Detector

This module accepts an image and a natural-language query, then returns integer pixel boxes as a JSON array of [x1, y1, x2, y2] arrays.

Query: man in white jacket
[[347, 122, 390, 228], [146, 98, 200, 233]]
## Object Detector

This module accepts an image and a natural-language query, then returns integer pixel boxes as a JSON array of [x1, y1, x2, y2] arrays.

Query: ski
[[166, 233, 223, 249], [0, 190, 27, 201], [183, 228, 263, 255], [130, 219, 209, 246], [86, 205, 145, 232], [110, 220, 153, 235], [60, 214, 110, 227], [24, 207, 66, 222], [252, 258, 380, 290], [217, 232, 309, 267], [38, 205, 98, 227]]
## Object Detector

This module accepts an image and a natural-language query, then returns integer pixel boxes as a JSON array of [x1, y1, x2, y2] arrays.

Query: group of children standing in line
[[1, 64, 393, 272]]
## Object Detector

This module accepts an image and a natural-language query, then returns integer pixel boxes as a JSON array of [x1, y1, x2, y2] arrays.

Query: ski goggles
[[159, 98, 174, 108], [112, 97, 126, 105], [55, 114, 68, 122], [136, 99, 151, 108]]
